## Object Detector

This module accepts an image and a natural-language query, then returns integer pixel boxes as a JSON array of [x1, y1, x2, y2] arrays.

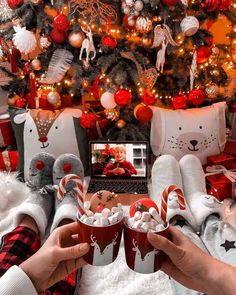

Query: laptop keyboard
[[87, 181, 148, 194]]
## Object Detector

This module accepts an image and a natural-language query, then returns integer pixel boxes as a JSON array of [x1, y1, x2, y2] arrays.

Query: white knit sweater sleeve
[[0, 265, 37, 295]]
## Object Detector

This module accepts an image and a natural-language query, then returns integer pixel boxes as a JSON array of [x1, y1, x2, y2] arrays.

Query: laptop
[[87, 141, 149, 194]]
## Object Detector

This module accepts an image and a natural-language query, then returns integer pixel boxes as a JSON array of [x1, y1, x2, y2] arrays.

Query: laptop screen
[[90, 141, 148, 179]]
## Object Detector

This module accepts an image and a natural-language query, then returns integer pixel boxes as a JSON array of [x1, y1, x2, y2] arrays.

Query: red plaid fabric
[[0, 226, 81, 295]]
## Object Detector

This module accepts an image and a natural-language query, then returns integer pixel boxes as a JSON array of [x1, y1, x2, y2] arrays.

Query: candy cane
[[57, 174, 85, 217], [161, 185, 186, 223]]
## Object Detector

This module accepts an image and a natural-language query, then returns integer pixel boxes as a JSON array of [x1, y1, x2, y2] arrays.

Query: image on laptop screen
[[90, 142, 148, 179]]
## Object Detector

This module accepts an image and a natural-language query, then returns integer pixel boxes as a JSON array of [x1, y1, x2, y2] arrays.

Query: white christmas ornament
[[100, 92, 117, 109], [180, 16, 199, 37], [39, 36, 51, 49], [135, 16, 152, 33], [134, 0, 144, 11], [47, 90, 61, 106], [126, 0, 134, 6], [13, 26, 37, 54]]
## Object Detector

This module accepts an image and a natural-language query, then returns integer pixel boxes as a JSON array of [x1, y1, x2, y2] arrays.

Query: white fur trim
[[13, 203, 48, 237], [50, 203, 77, 233]]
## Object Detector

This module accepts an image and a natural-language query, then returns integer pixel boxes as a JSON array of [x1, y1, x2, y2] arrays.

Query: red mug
[[77, 213, 123, 266], [123, 221, 169, 274]]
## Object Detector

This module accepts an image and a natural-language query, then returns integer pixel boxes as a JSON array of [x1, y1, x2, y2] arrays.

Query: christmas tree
[[0, 0, 235, 140]]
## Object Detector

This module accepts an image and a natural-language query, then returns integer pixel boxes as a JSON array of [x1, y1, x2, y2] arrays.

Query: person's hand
[[147, 225, 234, 294], [20, 222, 90, 293], [117, 168, 125, 175], [113, 168, 120, 175]]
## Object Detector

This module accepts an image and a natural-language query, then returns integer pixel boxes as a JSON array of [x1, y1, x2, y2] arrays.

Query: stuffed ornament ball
[[114, 89, 132, 106], [134, 104, 153, 123], [141, 91, 156, 105]]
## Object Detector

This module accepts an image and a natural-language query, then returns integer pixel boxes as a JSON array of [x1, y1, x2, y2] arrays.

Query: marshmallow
[[94, 220, 102, 226], [155, 224, 165, 232], [85, 210, 94, 217], [133, 220, 142, 229], [102, 208, 111, 218], [112, 207, 120, 214], [80, 214, 87, 221], [149, 207, 164, 224], [141, 212, 151, 222], [84, 217, 94, 225], [94, 213, 102, 221], [113, 211, 123, 222], [134, 211, 142, 221], [101, 217, 109, 226], [108, 215, 119, 225], [141, 223, 150, 232], [127, 217, 135, 228]]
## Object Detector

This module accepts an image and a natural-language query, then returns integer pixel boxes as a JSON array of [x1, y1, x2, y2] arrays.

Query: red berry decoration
[[130, 198, 159, 217], [197, 46, 211, 63], [188, 89, 206, 106], [172, 95, 188, 110], [114, 89, 132, 106], [217, 0, 231, 10], [50, 29, 66, 44], [15, 97, 26, 108], [80, 113, 97, 129], [134, 104, 153, 123], [162, 0, 179, 6], [101, 35, 117, 49], [53, 14, 70, 32], [7, 0, 23, 9], [141, 90, 156, 105]]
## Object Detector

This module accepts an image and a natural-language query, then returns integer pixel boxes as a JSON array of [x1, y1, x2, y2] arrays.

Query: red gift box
[[0, 148, 18, 172], [224, 140, 236, 160], [206, 167, 236, 201], [207, 153, 235, 170], [0, 119, 16, 148]]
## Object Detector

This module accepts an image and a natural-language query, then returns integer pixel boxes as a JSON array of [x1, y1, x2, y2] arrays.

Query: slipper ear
[[151, 154, 183, 205], [179, 154, 206, 196], [213, 102, 226, 152], [150, 107, 165, 156]]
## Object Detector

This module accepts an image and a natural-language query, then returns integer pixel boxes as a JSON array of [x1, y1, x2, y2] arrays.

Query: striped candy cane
[[161, 185, 186, 223], [57, 174, 85, 217]]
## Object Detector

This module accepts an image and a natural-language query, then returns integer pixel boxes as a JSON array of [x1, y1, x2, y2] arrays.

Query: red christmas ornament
[[53, 14, 70, 32], [141, 90, 156, 105], [197, 46, 211, 63], [7, 0, 23, 9], [50, 29, 66, 44], [123, 15, 137, 31], [15, 97, 26, 108], [217, 0, 231, 10], [188, 89, 206, 106], [114, 89, 132, 106], [80, 113, 97, 129], [201, 0, 219, 11], [134, 104, 153, 123], [162, 0, 179, 6], [172, 95, 188, 110], [101, 35, 117, 49]]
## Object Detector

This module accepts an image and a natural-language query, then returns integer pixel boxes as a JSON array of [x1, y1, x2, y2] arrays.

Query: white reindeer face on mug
[[13, 108, 83, 180], [150, 102, 226, 164], [132, 239, 159, 274], [90, 233, 118, 266]]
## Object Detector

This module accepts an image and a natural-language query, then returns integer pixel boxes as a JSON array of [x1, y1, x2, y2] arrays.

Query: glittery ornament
[[53, 14, 70, 32], [101, 35, 117, 48], [197, 46, 211, 63], [7, 0, 23, 9], [104, 108, 120, 121], [31, 58, 42, 71], [0, 0, 14, 22], [180, 16, 199, 37], [115, 119, 126, 129], [141, 90, 156, 105], [114, 89, 132, 106], [39, 36, 51, 49], [188, 89, 205, 106], [134, 104, 153, 123], [217, 0, 231, 11], [68, 31, 85, 48], [80, 112, 97, 128], [47, 91, 61, 107], [135, 16, 153, 33], [205, 83, 219, 99], [172, 95, 187, 109], [201, 0, 219, 11]]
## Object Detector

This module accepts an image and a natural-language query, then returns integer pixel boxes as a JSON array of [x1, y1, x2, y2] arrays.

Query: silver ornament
[[40, 36, 51, 49], [126, 0, 134, 6], [134, 0, 144, 11], [47, 91, 61, 105], [205, 83, 219, 99], [180, 16, 199, 37], [104, 108, 120, 121]]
